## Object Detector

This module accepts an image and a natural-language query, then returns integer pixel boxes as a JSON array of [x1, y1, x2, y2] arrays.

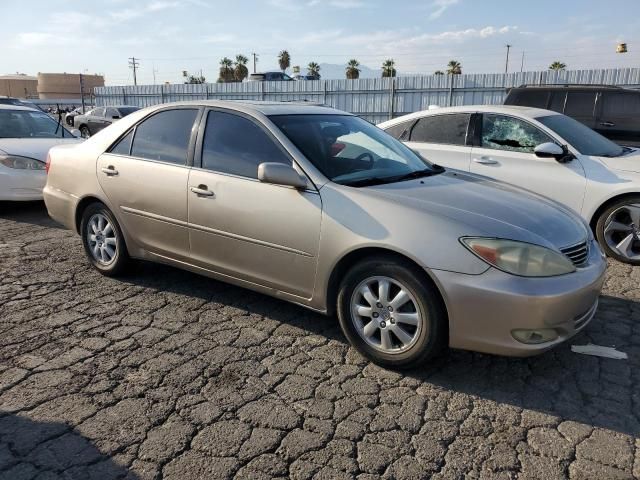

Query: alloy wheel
[[603, 204, 640, 262], [87, 213, 118, 265], [350, 276, 423, 354]]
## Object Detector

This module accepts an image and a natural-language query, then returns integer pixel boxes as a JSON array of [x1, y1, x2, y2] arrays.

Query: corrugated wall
[[95, 68, 640, 124]]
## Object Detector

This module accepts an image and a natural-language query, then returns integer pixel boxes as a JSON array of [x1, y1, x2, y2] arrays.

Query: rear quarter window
[[507, 90, 549, 108], [384, 120, 416, 140]]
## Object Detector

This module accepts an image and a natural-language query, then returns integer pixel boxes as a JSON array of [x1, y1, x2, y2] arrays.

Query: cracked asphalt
[[0, 201, 639, 480]]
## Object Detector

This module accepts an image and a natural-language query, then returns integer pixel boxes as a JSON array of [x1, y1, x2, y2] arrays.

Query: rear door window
[[564, 92, 597, 117], [130, 109, 198, 165], [92, 107, 105, 118], [409, 114, 471, 146], [549, 92, 566, 113]]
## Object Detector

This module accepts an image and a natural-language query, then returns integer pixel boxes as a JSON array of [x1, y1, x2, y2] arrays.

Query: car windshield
[[0, 109, 73, 138], [117, 107, 140, 116], [536, 114, 624, 157], [269, 114, 441, 186]]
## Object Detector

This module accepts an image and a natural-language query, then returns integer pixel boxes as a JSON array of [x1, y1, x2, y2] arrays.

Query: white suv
[[379, 105, 640, 265]]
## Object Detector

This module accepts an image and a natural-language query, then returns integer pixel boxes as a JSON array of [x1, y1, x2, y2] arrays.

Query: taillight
[[45, 153, 51, 174]]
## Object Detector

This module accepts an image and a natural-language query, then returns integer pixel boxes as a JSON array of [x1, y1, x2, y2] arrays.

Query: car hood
[[598, 148, 640, 173], [364, 170, 588, 250], [0, 138, 83, 162]]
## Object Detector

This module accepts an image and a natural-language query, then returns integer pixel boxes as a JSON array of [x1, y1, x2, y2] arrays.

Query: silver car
[[43, 101, 606, 368]]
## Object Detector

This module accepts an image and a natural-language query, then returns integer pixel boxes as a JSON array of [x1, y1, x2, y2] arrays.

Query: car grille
[[561, 241, 589, 267]]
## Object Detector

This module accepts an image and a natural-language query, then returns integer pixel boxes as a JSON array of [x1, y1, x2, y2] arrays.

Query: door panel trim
[[188, 222, 314, 257], [122, 205, 314, 257], [121, 205, 188, 227]]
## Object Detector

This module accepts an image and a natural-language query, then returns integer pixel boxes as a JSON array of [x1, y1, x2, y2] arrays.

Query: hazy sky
[[2, 0, 639, 84]]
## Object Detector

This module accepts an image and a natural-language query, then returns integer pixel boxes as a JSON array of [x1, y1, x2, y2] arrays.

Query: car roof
[[147, 100, 350, 116], [0, 104, 41, 112], [378, 105, 558, 126], [510, 84, 629, 91]]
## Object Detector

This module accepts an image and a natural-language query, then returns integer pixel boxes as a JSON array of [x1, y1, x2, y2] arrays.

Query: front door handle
[[599, 121, 615, 127], [190, 185, 214, 197], [473, 157, 499, 165], [101, 166, 118, 176]]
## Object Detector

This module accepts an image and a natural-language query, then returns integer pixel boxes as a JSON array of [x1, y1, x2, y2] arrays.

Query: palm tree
[[381, 59, 396, 78], [218, 57, 234, 83], [434, 70, 444, 75], [182, 70, 206, 84], [345, 59, 360, 80], [549, 61, 567, 71], [446, 60, 462, 75], [278, 50, 291, 72], [234, 54, 249, 82], [307, 62, 321, 79]]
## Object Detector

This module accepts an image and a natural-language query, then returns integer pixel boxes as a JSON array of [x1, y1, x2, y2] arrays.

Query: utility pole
[[79, 73, 85, 113], [152, 62, 158, 85], [504, 44, 512, 74], [252, 53, 258, 73], [128, 57, 140, 86]]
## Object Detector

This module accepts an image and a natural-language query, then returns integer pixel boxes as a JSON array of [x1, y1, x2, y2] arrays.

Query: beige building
[[0, 74, 38, 98], [37, 73, 104, 99]]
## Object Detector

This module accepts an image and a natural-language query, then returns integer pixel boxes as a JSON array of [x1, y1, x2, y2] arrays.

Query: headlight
[[0, 155, 46, 170], [460, 237, 576, 277]]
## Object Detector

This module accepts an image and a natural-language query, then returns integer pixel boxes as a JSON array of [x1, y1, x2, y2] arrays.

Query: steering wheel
[[355, 152, 375, 169]]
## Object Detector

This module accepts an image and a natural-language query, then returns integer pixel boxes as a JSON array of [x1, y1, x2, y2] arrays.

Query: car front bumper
[[0, 167, 45, 201], [431, 239, 607, 356]]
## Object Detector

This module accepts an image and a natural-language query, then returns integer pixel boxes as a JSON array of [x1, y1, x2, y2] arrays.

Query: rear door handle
[[101, 166, 118, 176], [190, 185, 214, 197], [599, 121, 615, 127], [473, 157, 499, 165]]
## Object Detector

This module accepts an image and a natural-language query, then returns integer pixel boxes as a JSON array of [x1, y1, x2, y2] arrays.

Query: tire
[[80, 203, 129, 276], [79, 125, 90, 138], [595, 196, 640, 265], [337, 256, 447, 369], [66, 116, 74, 127]]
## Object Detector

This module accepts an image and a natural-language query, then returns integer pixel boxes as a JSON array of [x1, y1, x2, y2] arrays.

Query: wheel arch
[[75, 195, 106, 234], [325, 247, 449, 339], [589, 192, 640, 232]]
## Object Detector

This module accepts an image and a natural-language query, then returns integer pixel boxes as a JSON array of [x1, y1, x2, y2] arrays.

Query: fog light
[[511, 328, 559, 344]]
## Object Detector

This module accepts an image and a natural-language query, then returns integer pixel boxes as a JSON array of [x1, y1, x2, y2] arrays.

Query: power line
[[128, 57, 140, 86]]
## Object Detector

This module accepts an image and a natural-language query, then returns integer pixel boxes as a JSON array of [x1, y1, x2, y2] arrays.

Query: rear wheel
[[80, 203, 129, 276], [596, 196, 640, 265], [337, 257, 447, 368]]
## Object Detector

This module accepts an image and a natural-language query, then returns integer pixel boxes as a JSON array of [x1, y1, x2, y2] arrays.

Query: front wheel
[[79, 125, 90, 138], [80, 203, 129, 276], [595, 196, 640, 265], [337, 257, 447, 369]]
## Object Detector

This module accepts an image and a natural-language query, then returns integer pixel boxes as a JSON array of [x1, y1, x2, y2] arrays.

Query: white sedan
[[0, 105, 82, 201], [379, 105, 640, 265]]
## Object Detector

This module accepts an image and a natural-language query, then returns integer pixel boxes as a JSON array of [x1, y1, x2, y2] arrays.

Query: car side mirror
[[534, 142, 574, 163], [111, 115, 121, 120], [258, 162, 308, 189]]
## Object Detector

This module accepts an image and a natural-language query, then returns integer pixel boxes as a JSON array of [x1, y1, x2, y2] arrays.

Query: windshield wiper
[[389, 166, 445, 182], [340, 176, 399, 187], [339, 167, 444, 187]]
